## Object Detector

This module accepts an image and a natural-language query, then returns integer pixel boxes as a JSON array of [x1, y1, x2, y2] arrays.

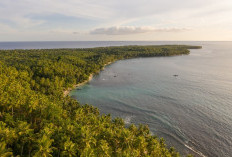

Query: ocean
[[0, 41, 205, 50], [2, 41, 232, 156], [69, 41, 232, 157]]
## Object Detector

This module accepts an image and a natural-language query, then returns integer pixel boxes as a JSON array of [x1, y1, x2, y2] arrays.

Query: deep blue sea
[[0, 41, 204, 50], [2, 41, 232, 156]]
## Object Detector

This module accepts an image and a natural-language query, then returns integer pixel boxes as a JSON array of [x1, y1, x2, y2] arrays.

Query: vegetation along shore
[[63, 61, 112, 97], [0, 45, 201, 156]]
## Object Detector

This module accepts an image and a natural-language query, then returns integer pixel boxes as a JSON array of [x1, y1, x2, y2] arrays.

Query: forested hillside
[[0, 45, 201, 156]]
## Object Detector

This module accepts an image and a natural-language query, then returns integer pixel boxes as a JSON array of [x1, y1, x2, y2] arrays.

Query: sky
[[0, 0, 232, 41]]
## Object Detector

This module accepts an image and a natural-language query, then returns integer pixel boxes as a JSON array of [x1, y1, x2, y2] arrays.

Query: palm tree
[[33, 132, 54, 157], [0, 142, 13, 157], [95, 140, 111, 157], [61, 138, 77, 157]]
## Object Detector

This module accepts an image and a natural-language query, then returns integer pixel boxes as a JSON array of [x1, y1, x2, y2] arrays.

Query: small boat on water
[[173, 74, 178, 77]]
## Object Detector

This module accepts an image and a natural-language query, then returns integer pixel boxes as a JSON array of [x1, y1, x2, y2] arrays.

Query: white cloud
[[0, 0, 232, 40], [90, 26, 190, 35]]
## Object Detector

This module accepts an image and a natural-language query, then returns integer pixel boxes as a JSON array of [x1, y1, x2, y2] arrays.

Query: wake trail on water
[[184, 143, 207, 157]]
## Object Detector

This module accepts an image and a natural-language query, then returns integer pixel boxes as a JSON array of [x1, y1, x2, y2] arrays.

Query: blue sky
[[0, 0, 232, 41]]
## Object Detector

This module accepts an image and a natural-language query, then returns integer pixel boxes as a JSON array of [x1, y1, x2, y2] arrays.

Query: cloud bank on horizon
[[90, 26, 190, 35], [0, 0, 232, 41]]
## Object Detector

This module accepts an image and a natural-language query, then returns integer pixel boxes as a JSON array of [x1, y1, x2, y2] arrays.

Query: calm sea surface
[[69, 41, 232, 157], [0, 41, 206, 50], [1, 41, 232, 156]]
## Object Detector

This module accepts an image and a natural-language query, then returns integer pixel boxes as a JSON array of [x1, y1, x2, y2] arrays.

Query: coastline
[[63, 61, 113, 97], [1, 45, 204, 157], [63, 74, 93, 97]]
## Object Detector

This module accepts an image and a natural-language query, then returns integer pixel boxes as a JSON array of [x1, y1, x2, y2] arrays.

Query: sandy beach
[[63, 74, 93, 97], [63, 61, 113, 97]]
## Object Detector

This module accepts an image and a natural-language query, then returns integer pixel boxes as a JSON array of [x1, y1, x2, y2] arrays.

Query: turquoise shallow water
[[69, 42, 232, 157]]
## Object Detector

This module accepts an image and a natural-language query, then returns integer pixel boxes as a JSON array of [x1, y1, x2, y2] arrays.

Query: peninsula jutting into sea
[[0, 45, 201, 156], [1, 0, 232, 156]]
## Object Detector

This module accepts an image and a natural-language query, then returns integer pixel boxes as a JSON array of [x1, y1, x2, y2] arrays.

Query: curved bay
[[70, 42, 232, 157]]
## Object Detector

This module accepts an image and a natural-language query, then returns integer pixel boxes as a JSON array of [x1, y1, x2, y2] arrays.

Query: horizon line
[[0, 40, 232, 42]]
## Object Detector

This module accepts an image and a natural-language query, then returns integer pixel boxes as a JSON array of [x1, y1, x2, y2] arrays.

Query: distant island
[[0, 45, 201, 156]]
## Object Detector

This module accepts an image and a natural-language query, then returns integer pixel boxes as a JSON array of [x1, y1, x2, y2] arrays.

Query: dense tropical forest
[[0, 45, 201, 157]]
